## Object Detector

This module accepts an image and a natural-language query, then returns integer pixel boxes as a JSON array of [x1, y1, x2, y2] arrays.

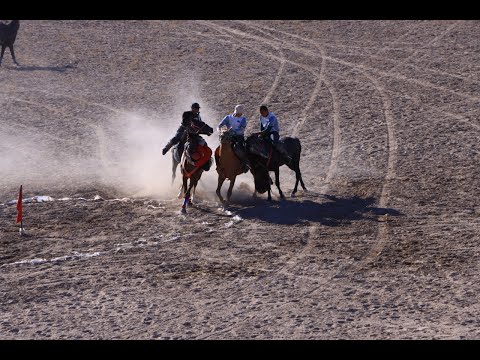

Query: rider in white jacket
[[217, 104, 251, 172]]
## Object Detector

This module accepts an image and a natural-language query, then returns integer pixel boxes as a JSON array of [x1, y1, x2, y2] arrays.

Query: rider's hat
[[191, 102, 200, 109], [234, 104, 244, 114]]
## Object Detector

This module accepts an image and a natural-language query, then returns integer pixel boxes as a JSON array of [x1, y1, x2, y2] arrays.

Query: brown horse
[[215, 127, 244, 204], [179, 123, 213, 214], [180, 153, 203, 213]]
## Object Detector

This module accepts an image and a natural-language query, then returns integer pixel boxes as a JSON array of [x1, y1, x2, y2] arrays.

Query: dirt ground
[[1, 20, 479, 339]]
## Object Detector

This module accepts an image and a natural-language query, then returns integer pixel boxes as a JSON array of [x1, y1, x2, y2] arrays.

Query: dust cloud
[[0, 80, 257, 202]]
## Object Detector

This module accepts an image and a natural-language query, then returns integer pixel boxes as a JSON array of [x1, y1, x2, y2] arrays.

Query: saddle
[[185, 143, 212, 170]]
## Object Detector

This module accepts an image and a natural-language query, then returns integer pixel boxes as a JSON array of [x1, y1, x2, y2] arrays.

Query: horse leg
[[181, 177, 188, 213], [298, 166, 308, 192], [267, 188, 272, 201], [291, 166, 300, 197], [226, 176, 236, 204], [177, 163, 184, 199], [172, 156, 178, 185], [9, 46, 19, 66], [190, 183, 197, 205], [216, 175, 226, 204], [184, 181, 195, 210], [274, 168, 285, 199], [182, 182, 195, 214], [0, 45, 5, 66], [291, 178, 299, 197]]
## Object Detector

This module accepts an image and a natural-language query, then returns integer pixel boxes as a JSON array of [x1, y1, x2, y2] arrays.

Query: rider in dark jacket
[[162, 102, 209, 158]]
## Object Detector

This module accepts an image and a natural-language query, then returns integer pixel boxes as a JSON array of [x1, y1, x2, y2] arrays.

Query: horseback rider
[[162, 102, 212, 168], [217, 104, 251, 173], [254, 105, 292, 164]]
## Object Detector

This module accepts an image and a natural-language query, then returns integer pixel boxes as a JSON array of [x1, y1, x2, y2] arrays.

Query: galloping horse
[[179, 120, 213, 214], [246, 134, 307, 201], [215, 126, 244, 204]]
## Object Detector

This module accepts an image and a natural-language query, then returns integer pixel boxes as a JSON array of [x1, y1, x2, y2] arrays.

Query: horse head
[[191, 119, 213, 136], [218, 126, 235, 145], [250, 162, 271, 194]]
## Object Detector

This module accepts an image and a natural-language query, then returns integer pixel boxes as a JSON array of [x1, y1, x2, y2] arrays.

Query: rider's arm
[[239, 117, 247, 133], [269, 114, 280, 133], [259, 122, 273, 136], [217, 115, 229, 132]]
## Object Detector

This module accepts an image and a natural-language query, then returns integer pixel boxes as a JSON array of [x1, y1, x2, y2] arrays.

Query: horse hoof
[[180, 207, 187, 214], [290, 192, 296, 198]]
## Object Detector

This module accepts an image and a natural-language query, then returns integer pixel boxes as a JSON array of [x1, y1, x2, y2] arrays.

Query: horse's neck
[[220, 140, 234, 156]]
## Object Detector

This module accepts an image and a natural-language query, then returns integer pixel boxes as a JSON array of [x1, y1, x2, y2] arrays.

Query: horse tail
[[295, 137, 301, 158], [283, 136, 301, 159]]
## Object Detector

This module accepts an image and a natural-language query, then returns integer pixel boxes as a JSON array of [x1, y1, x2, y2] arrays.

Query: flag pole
[[17, 185, 25, 236]]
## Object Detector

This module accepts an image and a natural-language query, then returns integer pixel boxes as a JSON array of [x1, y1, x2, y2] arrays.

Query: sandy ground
[[0, 20, 479, 339]]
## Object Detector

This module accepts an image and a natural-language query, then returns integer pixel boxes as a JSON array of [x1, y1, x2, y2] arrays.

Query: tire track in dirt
[[246, 24, 397, 268], [382, 89, 480, 131], [387, 21, 462, 74], [197, 24, 403, 339], [179, 22, 321, 305], [324, 55, 480, 103], [323, 21, 480, 89], [192, 23, 351, 339], [200, 22, 334, 246], [327, 44, 480, 87], [273, 29, 399, 270], [194, 22, 398, 339], [183, 22, 448, 339], [232, 25, 480, 104], [198, 21, 286, 130], [193, 24, 323, 249], [203, 22, 338, 185], [353, 75, 397, 269], [234, 24, 347, 287], [184, 23, 341, 335], [232, 22, 328, 142]]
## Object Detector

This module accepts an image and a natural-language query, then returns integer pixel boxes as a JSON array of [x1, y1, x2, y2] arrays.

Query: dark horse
[[246, 134, 307, 201], [0, 20, 20, 66], [177, 120, 213, 214]]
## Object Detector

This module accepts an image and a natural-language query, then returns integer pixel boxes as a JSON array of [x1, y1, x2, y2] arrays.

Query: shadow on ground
[[226, 192, 401, 226], [10, 63, 76, 72]]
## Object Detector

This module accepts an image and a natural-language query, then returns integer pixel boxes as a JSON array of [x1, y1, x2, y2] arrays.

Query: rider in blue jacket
[[254, 105, 291, 164]]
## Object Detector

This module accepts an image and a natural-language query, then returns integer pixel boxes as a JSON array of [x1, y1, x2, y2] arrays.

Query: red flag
[[16, 185, 22, 224]]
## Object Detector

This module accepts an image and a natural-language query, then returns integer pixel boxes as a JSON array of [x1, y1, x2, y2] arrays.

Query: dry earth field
[[0, 20, 479, 339]]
